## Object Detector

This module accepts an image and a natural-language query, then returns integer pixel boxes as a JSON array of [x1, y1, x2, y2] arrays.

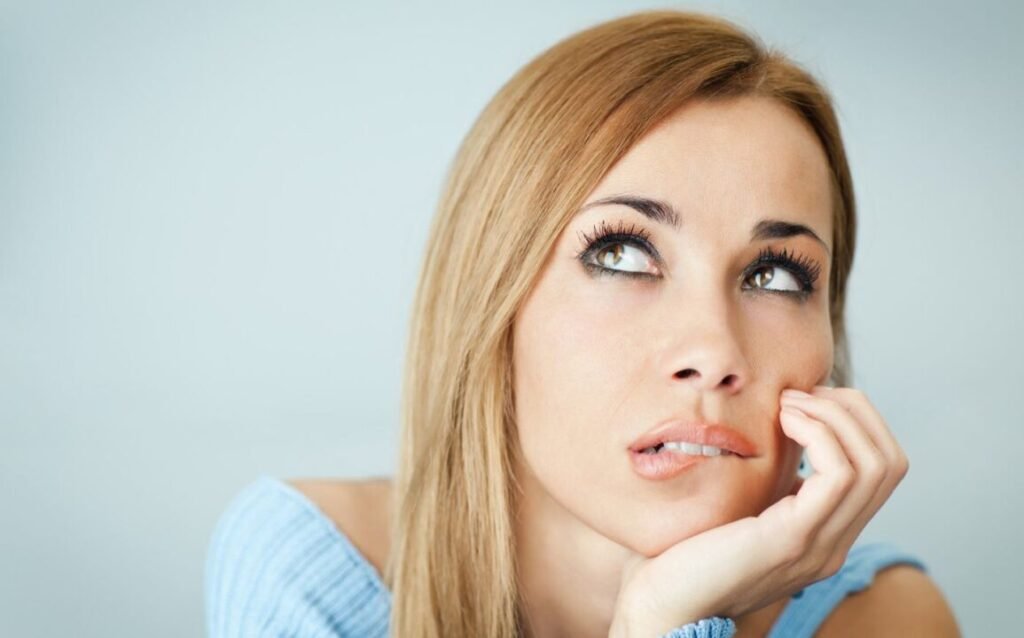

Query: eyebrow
[[579, 194, 831, 256]]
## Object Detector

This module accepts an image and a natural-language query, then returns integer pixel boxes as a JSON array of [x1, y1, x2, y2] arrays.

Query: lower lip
[[628, 448, 734, 481]]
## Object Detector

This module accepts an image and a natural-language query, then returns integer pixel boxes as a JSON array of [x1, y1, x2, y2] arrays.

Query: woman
[[205, 9, 960, 637]]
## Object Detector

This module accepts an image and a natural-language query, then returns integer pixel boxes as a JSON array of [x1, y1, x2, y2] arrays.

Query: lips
[[627, 420, 760, 458]]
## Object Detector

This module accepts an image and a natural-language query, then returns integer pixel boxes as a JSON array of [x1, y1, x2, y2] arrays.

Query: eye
[[575, 220, 660, 280], [593, 242, 654, 274], [741, 246, 822, 300], [745, 266, 802, 293]]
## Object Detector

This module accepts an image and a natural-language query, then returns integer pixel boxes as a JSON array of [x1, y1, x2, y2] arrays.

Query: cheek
[[784, 334, 833, 390], [753, 299, 834, 387], [737, 306, 832, 499], [512, 274, 655, 506], [513, 280, 638, 452]]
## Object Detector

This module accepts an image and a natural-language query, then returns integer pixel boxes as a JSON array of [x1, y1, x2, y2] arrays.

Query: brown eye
[[575, 219, 661, 280], [746, 265, 801, 292], [740, 246, 822, 302], [593, 242, 654, 274]]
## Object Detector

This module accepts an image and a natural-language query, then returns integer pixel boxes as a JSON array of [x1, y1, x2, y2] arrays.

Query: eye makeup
[[575, 219, 661, 281], [573, 218, 824, 301]]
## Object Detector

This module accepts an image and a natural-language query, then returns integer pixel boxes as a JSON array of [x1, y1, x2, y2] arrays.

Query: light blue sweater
[[204, 475, 926, 637]]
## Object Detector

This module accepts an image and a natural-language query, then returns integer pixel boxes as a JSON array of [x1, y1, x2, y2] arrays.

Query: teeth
[[661, 441, 730, 457]]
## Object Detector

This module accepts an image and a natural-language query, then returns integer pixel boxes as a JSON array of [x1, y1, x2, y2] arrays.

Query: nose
[[660, 298, 750, 395], [674, 365, 743, 392]]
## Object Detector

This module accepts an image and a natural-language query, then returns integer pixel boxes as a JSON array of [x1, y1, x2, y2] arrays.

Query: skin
[[511, 95, 840, 638]]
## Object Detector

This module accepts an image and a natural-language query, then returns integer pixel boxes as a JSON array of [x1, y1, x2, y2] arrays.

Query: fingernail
[[783, 389, 811, 398]]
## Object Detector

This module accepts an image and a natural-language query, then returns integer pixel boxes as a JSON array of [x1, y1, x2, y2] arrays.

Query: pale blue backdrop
[[2, 1, 1020, 635]]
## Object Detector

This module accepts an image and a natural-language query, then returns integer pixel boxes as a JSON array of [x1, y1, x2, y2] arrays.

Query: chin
[[622, 498, 751, 557]]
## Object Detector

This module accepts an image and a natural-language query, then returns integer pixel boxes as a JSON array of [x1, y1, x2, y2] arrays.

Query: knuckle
[[782, 527, 813, 564], [810, 548, 831, 574], [863, 456, 886, 483], [834, 387, 864, 402], [898, 453, 911, 476], [822, 554, 845, 577], [833, 466, 856, 493]]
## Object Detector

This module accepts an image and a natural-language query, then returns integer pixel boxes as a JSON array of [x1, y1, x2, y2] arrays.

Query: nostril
[[675, 369, 699, 380]]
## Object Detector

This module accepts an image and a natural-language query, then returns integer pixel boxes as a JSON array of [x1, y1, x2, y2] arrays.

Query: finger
[[782, 391, 887, 494], [781, 392, 888, 549], [812, 386, 908, 473], [783, 390, 883, 463], [773, 405, 855, 537], [755, 406, 853, 574], [788, 476, 804, 496], [809, 387, 911, 550]]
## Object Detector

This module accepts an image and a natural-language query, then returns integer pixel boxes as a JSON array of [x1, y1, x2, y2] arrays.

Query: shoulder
[[286, 476, 394, 576], [203, 475, 393, 638], [817, 563, 961, 637]]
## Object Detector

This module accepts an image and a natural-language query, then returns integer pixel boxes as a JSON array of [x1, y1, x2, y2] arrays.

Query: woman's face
[[511, 95, 835, 556]]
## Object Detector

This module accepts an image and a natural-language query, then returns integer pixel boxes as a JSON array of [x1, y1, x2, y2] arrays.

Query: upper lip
[[628, 420, 760, 458]]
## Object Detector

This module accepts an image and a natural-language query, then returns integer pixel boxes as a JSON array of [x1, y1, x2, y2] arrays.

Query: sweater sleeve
[[660, 616, 737, 638], [203, 476, 391, 638]]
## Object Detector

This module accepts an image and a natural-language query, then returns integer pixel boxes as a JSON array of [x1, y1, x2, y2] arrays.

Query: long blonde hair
[[384, 9, 857, 637]]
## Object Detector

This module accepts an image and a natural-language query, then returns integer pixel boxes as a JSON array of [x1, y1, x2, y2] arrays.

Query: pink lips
[[628, 421, 759, 457], [627, 420, 759, 481]]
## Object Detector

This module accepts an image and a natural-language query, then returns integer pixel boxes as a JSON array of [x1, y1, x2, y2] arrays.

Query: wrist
[[660, 616, 737, 638], [610, 615, 736, 638], [610, 601, 703, 638]]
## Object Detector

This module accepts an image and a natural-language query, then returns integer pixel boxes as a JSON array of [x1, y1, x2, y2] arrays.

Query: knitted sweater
[[204, 475, 926, 637]]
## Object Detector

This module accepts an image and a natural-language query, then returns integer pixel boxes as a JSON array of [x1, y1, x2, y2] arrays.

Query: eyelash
[[574, 219, 823, 300]]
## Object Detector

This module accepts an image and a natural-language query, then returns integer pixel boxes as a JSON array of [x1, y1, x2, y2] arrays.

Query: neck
[[513, 465, 636, 638]]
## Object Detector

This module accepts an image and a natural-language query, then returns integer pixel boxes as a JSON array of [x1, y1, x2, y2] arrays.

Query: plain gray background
[[2, 0, 1020, 635]]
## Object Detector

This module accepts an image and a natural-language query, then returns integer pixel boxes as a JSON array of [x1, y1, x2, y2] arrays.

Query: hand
[[608, 385, 910, 638]]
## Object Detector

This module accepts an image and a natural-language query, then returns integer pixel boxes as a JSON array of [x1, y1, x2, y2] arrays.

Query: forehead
[[582, 96, 834, 245]]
